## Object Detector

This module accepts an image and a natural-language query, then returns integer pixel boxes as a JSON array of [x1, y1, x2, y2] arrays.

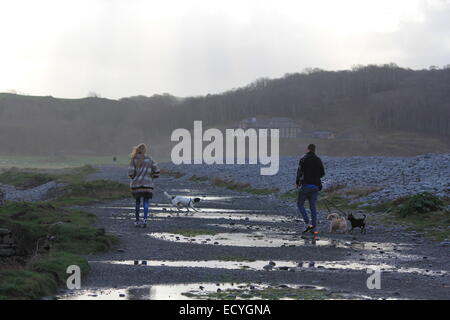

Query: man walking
[[296, 144, 325, 235]]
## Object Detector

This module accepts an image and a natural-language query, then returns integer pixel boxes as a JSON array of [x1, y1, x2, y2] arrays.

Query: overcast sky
[[1, 0, 449, 99]]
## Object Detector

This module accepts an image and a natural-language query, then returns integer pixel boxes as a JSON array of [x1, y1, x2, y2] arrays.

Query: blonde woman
[[128, 143, 160, 228]]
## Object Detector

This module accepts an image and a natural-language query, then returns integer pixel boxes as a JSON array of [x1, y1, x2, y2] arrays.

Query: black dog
[[347, 213, 366, 234]]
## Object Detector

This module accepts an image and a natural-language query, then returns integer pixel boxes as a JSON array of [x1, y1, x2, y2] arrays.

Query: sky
[[0, 0, 449, 99]]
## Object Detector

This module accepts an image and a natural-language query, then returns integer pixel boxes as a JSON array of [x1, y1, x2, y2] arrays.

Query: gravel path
[[58, 165, 450, 300], [162, 154, 450, 202]]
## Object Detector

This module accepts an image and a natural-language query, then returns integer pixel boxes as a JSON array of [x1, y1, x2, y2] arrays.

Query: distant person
[[295, 144, 325, 235], [113, 156, 117, 163], [128, 143, 160, 228]]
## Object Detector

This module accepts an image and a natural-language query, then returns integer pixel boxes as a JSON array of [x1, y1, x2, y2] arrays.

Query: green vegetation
[[170, 229, 220, 237], [210, 177, 279, 195], [280, 189, 297, 200], [368, 193, 450, 241], [52, 180, 129, 206], [0, 165, 129, 206], [0, 202, 117, 299], [0, 155, 130, 169], [160, 168, 185, 179], [0, 165, 97, 189], [182, 285, 341, 300], [396, 192, 445, 217], [0, 168, 53, 189], [189, 175, 209, 182]]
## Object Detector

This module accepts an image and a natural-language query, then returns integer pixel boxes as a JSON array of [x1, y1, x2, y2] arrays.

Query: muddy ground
[[58, 165, 450, 300]]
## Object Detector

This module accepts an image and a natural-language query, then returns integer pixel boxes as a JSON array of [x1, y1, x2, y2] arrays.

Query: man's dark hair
[[307, 144, 316, 153]]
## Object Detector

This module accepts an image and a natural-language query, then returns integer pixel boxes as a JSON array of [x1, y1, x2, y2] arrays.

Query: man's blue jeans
[[297, 186, 319, 230]]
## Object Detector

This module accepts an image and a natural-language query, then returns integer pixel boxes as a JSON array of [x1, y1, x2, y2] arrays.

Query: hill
[[1, 64, 449, 158]]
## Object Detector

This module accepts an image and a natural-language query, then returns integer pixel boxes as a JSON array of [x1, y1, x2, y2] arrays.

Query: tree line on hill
[[0, 64, 449, 157]]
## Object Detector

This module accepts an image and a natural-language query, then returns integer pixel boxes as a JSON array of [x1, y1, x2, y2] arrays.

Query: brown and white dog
[[326, 213, 348, 233]]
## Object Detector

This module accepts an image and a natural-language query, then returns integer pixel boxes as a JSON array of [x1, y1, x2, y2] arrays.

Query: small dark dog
[[347, 213, 367, 234]]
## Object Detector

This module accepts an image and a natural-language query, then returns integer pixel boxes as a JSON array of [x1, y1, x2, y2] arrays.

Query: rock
[[0, 228, 10, 236], [263, 264, 273, 271], [0, 248, 15, 256]]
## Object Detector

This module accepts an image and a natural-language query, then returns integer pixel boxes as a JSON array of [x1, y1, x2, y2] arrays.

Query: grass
[[0, 202, 117, 300], [0, 168, 54, 189], [189, 175, 209, 182], [210, 177, 279, 195], [182, 285, 341, 300], [0, 165, 98, 189], [0, 164, 129, 206], [0, 155, 131, 169], [160, 168, 185, 179], [367, 195, 450, 241], [51, 180, 130, 206], [170, 229, 220, 237]]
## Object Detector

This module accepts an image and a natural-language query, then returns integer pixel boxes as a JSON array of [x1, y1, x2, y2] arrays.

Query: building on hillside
[[238, 117, 302, 138], [311, 131, 335, 139]]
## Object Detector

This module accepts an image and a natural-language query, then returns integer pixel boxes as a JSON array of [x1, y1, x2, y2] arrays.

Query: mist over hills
[[1, 64, 449, 159]]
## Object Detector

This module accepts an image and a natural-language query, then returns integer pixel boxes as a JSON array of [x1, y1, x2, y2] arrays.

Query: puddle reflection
[[90, 259, 447, 277]]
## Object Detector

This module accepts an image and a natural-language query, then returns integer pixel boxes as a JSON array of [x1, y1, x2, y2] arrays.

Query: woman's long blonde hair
[[130, 143, 147, 160]]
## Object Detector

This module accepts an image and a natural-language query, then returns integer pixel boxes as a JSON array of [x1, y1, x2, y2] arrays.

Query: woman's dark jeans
[[135, 197, 150, 221], [297, 186, 319, 230]]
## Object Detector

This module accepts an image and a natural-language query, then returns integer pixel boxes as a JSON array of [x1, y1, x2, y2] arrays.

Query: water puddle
[[102, 205, 292, 222], [90, 259, 448, 277], [59, 282, 239, 300], [147, 231, 415, 254], [148, 231, 338, 247], [58, 282, 368, 300]]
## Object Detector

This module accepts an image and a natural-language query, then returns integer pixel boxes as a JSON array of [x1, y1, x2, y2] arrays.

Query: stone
[[0, 248, 15, 256], [0, 228, 10, 236]]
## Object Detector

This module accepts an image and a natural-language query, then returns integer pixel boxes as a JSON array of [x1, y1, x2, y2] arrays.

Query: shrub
[[397, 192, 444, 217]]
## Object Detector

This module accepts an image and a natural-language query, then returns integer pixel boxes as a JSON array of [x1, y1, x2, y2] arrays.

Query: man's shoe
[[302, 225, 315, 233], [142, 220, 148, 228], [134, 221, 140, 227]]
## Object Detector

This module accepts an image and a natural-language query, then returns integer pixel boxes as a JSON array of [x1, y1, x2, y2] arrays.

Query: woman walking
[[128, 143, 160, 228]]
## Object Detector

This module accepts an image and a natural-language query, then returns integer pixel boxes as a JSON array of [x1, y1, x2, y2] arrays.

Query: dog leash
[[322, 198, 348, 216]]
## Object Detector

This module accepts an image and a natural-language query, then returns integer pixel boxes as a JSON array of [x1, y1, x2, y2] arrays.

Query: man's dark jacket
[[296, 151, 325, 190]]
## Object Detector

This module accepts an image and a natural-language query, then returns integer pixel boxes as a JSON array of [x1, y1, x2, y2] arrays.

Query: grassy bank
[[0, 202, 117, 299], [0, 155, 132, 169], [0, 165, 97, 189], [210, 177, 279, 195], [0, 165, 127, 299], [367, 193, 450, 241], [0, 165, 130, 206]]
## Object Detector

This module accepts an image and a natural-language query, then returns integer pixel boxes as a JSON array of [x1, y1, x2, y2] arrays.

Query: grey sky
[[1, 0, 449, 99]]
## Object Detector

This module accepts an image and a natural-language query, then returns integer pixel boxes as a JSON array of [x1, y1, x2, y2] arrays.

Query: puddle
[[148, 231, 339, 247], [59, 282, 239, 300], [92, 259, 298, 271], [101, 205, 292, 222], [147, 231, 414, 253], [90, 259, 448, 277], [58, 282, 366, 300], [208, 223, 293, 233]]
